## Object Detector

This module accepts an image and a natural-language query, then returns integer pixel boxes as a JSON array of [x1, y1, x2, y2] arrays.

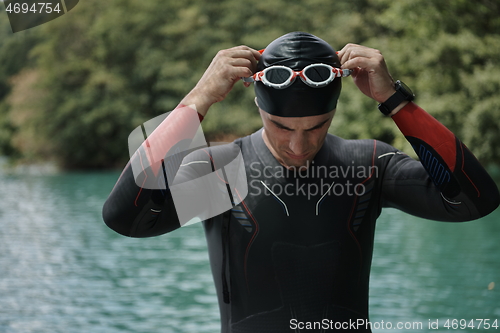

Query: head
[[259, 107, 335, 168], [255, 32, 342, 168]]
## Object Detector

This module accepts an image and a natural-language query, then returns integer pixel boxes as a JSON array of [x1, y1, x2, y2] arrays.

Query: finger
[[248, 47, 262, 61], [228, 66, 254, 81], [338, 44, 381, 66], [339, 48, 361, 67], [349, 67, 362, 77], [232, 57, 261, 74], [228, 49, 260, 72], [228, 46, 262, 63], [229, 57, 252, 66], [341, 57, 370, 70], [337, 43, 360, 64], [229, 57, 257, 75], [231, 45, 262, 60], [341, 54, 383, 71]]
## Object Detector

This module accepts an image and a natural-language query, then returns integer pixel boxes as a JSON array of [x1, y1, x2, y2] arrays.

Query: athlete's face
[[259, 108, 335, 169]]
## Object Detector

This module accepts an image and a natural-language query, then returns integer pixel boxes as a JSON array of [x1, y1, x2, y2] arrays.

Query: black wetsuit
[[103, 103, 499, 332]]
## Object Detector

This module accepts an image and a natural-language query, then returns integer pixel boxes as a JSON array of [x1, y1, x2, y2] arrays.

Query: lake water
[[0, 171, 499, 332]]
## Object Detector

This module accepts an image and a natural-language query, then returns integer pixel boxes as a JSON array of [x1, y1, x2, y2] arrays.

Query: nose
[[289, 132, 309, 156]]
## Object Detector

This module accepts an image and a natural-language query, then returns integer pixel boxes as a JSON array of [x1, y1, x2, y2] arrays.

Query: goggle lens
[[266, 67, 292, 85], [244, 64, 351, 89], [304, 65, 332, 83]]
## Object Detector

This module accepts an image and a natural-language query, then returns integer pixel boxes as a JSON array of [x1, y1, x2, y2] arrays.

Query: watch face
[[378, 80, 415, 115], [396, 80, 415, 99]]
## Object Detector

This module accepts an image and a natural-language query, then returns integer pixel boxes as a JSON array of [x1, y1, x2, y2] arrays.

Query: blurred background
[[0, 0, 499, 332]]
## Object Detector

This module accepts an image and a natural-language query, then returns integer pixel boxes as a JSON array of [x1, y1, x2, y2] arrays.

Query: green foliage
[[331, 0, 500, 163], [0, 0, 499, 168], [0, 12, 40, 158]]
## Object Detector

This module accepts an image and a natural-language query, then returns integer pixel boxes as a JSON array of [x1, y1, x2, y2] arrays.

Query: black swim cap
[[255, 32, 342, 117]]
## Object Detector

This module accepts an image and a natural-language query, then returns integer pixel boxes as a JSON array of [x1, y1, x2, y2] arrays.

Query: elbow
[[441, 183, 499, 222], [478, 184, 500, 218], [102, 197, 180, 238], [465, 183, 500, 221], [102, 198, 134, 237]]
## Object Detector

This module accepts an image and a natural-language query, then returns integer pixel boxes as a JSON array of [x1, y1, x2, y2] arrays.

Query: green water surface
[[0, 171, 498, 332]]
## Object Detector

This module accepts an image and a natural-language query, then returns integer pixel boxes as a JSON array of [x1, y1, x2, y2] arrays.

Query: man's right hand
[[180, 46, 261, 117]]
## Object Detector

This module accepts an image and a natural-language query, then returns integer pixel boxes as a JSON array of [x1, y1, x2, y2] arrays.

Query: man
[[103, 32, 499, 332]]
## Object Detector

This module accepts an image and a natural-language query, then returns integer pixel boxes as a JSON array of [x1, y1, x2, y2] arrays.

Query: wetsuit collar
[[250, 128, 331, 178]]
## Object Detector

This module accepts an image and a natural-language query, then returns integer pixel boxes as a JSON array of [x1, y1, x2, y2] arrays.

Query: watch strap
[[378, 80, 414, 116]]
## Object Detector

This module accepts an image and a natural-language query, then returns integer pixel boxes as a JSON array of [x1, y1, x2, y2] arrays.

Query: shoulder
[[180, 140, 243, 172]]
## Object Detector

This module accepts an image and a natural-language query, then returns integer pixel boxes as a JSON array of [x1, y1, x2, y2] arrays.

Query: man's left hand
[[338, 43, 396, 104]]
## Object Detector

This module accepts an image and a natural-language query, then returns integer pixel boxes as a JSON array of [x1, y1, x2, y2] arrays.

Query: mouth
[[286, 151, 310, 160]]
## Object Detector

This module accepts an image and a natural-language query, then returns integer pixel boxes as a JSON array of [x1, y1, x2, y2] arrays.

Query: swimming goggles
[[243, 63, 351, 89]]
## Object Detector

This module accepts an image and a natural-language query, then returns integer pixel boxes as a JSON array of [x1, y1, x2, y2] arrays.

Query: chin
[[282, 158, 312, 170]]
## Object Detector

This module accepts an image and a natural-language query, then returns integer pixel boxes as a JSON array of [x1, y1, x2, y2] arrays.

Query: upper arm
[[381, 152, 480, 222]]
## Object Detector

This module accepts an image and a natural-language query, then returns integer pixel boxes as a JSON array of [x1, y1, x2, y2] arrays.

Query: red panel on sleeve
[[176, 103, 204, 122], [392, 102, 457, 172], [141, 104, 203, 175]]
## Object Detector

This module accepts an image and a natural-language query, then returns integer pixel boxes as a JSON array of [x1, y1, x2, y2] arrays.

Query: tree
[[1, 0, 499, 168]]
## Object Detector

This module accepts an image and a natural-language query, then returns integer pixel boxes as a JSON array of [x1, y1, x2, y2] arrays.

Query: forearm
[[102, 159, 180, 237], [102, 104, 204, 237], [391, 102, 499, 217], [179, 87, 215, 117]]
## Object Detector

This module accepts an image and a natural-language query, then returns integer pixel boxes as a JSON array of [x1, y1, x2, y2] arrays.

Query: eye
[[306, 126, 321, 132], [274, 123, 291, 131], [306, 121, 328, 132]]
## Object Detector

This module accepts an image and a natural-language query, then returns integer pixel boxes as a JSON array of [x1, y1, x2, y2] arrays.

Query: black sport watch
[[378, 80, 415, 116]]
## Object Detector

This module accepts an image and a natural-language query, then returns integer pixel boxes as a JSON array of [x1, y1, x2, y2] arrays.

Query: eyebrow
[[270, 119, 329, 131]]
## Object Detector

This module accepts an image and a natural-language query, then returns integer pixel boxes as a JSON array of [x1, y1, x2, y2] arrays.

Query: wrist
[[376, 88, 397, 104], [180, 87, 216, 117], [388, 101, 409, 117], [377, 80, 414, 116]]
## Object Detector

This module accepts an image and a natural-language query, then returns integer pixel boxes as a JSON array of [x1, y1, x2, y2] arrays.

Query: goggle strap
[[337, 68, 352, 77]]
